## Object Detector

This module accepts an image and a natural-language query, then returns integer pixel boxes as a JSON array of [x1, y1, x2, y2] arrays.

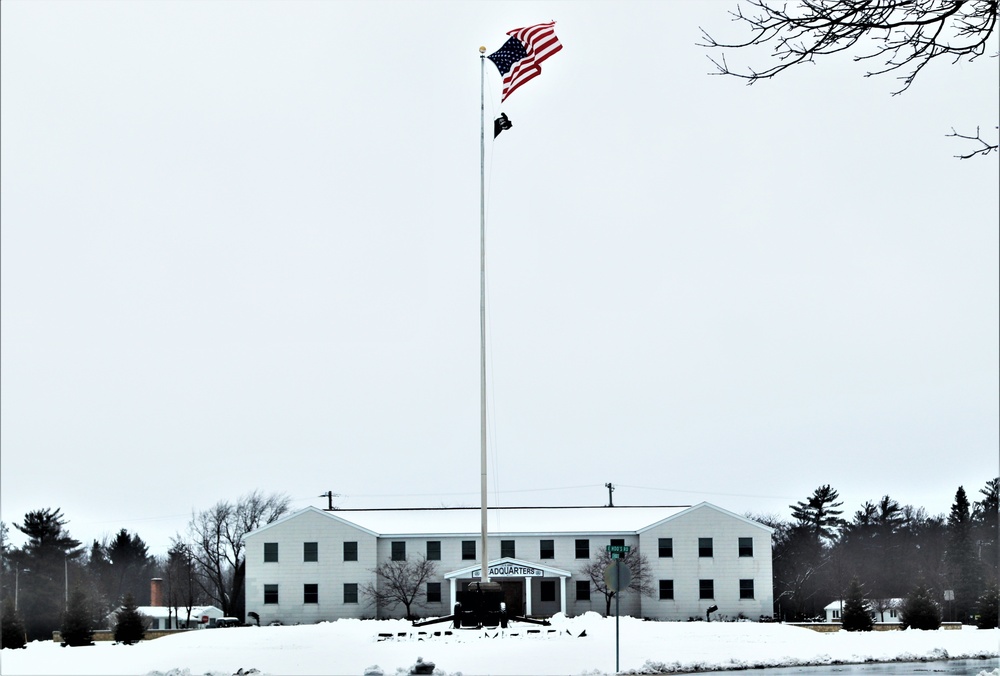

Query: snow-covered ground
[[1, 614, 997, 676]]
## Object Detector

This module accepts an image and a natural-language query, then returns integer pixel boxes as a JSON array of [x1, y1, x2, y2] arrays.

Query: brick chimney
[[150, 578, 164, 607]]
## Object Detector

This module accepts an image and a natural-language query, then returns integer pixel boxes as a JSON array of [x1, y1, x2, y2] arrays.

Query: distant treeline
[[751, 479, 998, 622]]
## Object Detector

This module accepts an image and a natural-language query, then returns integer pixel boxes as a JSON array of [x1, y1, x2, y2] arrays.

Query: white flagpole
[[478, 46, 490, 587]]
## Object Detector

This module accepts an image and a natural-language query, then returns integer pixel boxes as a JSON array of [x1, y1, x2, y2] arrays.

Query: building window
[[426, 540, 441, 561], [426, 582, 442, 604], [264, 584, 279, 604], [344, 541, 358, 562], [501, 540, 515, 558], [303, 542, 318, 562], [462, 540, 476, 560], [832, 609, 841, 619], [540, 539, 554, 560], [658, 538, 673, 558], [576, 580, 590, 601], [659, 579, 674, 600], [699, 579, 714, 600], [264, 543, 279, 563], [344, 583, 359, 604], [304, 583, 318, 604], [575, 539, 590, 559], [740, 579, 754, 599], [699, 538, 713, 557], [739, 537, 753, 557], [541, 580, 556, 602], [610, 538, 625, 547], [391, 541, 406, 561]]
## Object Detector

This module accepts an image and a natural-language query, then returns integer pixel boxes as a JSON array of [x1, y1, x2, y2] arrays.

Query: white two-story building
[[244, 502, 773, 625]]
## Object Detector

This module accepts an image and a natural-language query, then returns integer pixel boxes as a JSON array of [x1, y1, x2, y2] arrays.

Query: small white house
[[824, 598, 903, 624], [106, 579, 225, 630]]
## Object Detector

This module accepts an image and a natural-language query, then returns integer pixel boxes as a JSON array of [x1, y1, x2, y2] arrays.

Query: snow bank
[[0, 615, 996, 676]]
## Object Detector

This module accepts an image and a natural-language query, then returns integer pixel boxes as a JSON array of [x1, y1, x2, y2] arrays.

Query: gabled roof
[[246, 505, 380, 539], [637, 502, 775, 535], [444, 557, 572, 580], [247, 503, 774, 539]]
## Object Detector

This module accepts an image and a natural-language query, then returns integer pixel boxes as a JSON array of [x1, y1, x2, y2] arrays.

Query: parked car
[[213, 617, 241, 628]]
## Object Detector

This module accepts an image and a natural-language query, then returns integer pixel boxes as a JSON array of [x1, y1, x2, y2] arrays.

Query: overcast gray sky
[[2, 1, 998, 556]]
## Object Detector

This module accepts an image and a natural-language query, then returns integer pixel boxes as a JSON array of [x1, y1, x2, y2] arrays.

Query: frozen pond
[[699, 659, 1000, 675]]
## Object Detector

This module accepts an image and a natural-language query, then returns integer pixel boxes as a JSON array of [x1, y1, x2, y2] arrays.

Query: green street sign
[[606, 545, 631, 554]]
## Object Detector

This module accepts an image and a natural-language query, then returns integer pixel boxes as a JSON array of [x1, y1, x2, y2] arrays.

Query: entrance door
[[497, 579, 524, 616]]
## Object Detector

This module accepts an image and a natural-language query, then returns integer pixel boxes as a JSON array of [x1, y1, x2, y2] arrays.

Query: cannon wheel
[[453, 602, 462, 629]]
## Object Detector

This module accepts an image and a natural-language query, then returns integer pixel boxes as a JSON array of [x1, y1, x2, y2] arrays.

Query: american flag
[[487, 21, 562, 102]]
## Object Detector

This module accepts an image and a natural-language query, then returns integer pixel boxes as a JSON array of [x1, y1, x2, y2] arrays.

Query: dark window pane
[[541, 580, 556, 602], [462, 540, 476, 560], [264, 542, 279, 563], [344, 583, 358, 604], [426, 582, 441, 603], [540, 540, 554, 560], [303, 542, 318, 562], [391, 541, 406, 561], [501, 540, 515, 558], [576, 580, 590, 601], [739, 537, 753, 557], [575, 539, 590, 559], [264, 584, 278, 604], [699, 579, 714, 600], [659, 579, 674, 600], [344, 541, 358, 562], [304, 583, 318, 604], [658, 538, 673, 558], [740, 579, 754, 599], [426, 541, 441, 561], [699, 538, 713, 557]]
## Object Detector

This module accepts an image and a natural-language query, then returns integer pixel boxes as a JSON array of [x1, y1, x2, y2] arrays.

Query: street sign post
[[603, 554, 632, 673]]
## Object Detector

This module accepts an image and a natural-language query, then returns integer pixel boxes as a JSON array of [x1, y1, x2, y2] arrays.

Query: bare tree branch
[[947, 126, 1000, 158], [700, 0, 998, 158]]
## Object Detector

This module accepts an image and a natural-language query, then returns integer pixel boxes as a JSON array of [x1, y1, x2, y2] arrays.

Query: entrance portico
[[444, 557, 573, 617]]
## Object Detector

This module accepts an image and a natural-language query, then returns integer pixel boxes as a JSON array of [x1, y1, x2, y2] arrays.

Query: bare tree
[[362, 556, 437, 620], [578, 547, 654, 616], [700, 0, 999, 158], [186, 491, 289, 620]]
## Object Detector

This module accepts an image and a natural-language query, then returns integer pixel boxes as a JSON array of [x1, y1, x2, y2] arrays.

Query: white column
[[449, 579, 457, 610], [525, 578, 533, 616], [559, 576, 567, 615]]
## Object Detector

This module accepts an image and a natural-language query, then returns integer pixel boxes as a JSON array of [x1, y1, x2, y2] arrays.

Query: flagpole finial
[[479, 46, 486, 53]]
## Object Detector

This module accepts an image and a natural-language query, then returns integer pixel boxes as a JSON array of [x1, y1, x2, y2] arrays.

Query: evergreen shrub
[[60, 588, 95, 646], [114, 593, 147, 645], [900, 582, 942, 630], [841, 577, 873, 632], [975, 583, 999, 629], [1, 598, 27, 649]]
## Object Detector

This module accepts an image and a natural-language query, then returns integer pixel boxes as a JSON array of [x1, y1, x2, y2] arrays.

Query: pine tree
[[113, 592, 147, 645], [946, 486, 982, 622], [1, 597, 27, 649], [60, 587, 94, 647], [841, 577, 873, 631], [900, 582, 942, 630]]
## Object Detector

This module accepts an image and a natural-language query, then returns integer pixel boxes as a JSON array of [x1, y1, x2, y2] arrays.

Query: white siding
[[639, 504, 773, 621], [245, 509, 378, 625], [244, 504, 774, 624]]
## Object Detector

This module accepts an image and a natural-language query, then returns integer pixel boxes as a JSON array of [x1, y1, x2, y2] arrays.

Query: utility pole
[[606, 483, 615, 507], [319, 491, 341, 511]]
